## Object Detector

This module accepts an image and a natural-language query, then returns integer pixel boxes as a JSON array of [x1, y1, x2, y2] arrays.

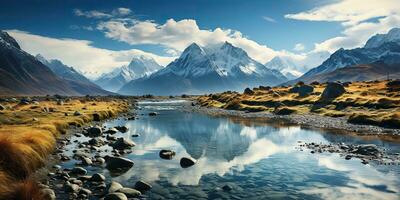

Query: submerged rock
[[180, 157, 196, 168], [148, 112, 158, 116], [117, 187, 141, 198], [104, 193, 128, 200], [104, 156, 134, 171], [134, 180, 152, 191]]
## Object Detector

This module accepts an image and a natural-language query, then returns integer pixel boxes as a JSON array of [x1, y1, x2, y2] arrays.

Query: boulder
[[106, 181, 123, 193], [104, 156, 134, 171], [90, 173, 106, 182], [81, 157, 92, 166], [107, 134, 117, 141], [105, 127, 118, 134], [114, 126, 128, 133], [320, 82, 346, 100], [117, 187, 141, 198], [289, 85, 314, 97], [41, 188, 56, 200], [74, 111, 82, 116], [134, 180, 152, 191], [88, 138, 104, 147], [104, 193, 128, 200], [243, 88, 254, 95], [159, 150, 176, 160], [87, 126, 102, 137], [148, 112, 158, 116], [64, 183, 80, 193], [180, 157, 196, 168], [71, 167, 87, 175], [111, 138, 136, 150]]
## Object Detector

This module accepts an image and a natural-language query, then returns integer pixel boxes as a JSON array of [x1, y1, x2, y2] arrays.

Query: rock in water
[[180, 157, 196, 168], [148, 112, 158, 116], [134, 180, 152, 191], [104, 193, 128, 200], [106, 181, 123, 193], [105, 127, 118, 134], [320, 82, 346, 100], [111, 137, 136, 150], [90, 173, 106, 182], [159, 150, 176, 160], [114, 126, 128, 133], [353, 144, 380, 156], [117, 188, 141, 198], [104, 156, 134, 171], [87, 126, 102, 137], [71, 167, 87, 175]]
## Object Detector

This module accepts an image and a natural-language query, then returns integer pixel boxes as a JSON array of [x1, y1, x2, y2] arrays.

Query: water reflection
[[99, 101, 400, 199]]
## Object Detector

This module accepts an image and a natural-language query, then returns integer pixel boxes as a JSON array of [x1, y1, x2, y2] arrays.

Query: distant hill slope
[[119, 42, 287, 95], [0, 30, 112, 96], [35, 54, 112, 95], [297, 61, 400, 83], [285, 28, 400, 85]]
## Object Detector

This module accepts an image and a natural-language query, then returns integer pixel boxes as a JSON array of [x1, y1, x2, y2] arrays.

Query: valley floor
[[196, 80, 400, 141]]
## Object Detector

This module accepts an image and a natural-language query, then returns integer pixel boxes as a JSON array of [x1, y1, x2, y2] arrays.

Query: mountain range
[[0, 30, 111, 96], [118, 42, 287, 95], [95, 55, 162, 92], [286, 28, 400, 85]]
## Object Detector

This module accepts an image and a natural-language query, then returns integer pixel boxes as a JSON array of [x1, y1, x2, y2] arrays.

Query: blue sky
[[1, 0, 399, 78]]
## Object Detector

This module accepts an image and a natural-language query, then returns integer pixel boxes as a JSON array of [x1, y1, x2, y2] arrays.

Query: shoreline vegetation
[[0, 96, 131, 199], [197, 80, 400, 140]]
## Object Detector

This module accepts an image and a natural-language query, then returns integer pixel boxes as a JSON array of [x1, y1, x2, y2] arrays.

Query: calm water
[[63, 100, 400, 200]]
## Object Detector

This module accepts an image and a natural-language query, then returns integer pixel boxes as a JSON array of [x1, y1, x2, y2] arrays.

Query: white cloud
[[293, 43, 305, 51], [7, 30, 175, 79], [286, 0, 400, 53], [97, 18, 282, 63], [112, 7, 132, 16], [262, 16, 276, 23]]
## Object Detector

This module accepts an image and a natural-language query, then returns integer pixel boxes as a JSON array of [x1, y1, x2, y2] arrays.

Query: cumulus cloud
[[7, 30, 175, 79], [286, 0, 400, 53], [97, 18, 282, 63]]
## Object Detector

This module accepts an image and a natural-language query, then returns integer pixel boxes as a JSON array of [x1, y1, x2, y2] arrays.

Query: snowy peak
[[181, 42, 206, 58], [0, 31, 20, 49], [365, 27, 400, 48], [264, 56, 301, 80]]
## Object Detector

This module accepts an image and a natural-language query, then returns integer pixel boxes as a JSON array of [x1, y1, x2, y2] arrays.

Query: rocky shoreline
[[187, 105, 400, 140]]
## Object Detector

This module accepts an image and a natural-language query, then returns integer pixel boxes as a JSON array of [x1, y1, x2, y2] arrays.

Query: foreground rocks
[[104, 156, 134, 171], [180, 157, 196, 168]]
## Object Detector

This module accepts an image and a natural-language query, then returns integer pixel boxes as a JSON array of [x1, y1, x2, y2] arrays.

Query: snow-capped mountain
[[95, 55, 162, 92], [285, 27, 400, 85], [118, 42, 287, 95], [365, 28, 400, 49], [264, 56, 302, 80], [0, 30, 111, 96]]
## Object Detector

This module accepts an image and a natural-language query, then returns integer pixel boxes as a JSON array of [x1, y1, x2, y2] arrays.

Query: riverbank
[[196, 80, 400, 140], [0, 96, 133, 199]]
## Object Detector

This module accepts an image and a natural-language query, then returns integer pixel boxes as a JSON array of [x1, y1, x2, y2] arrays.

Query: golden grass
[[198, 80, 400, 129], [0, 97, 130, 199]]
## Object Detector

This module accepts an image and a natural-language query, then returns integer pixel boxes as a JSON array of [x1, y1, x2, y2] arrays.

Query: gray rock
[[79, 188, 92, 196], [88, 138, 104, 147], [159, 150, 176, 160], [71, 167, 87, 175], [289, 85, 314, 97], [180, 157, 196, 168], [353, 144, 380, 156], [148, 112, 158, 116], [134, 180, 152, 191], [81, 157, 92, 166], [111, 138, 136, 150], [106, 181, 123, 193], [107, 134, 117, 141], [114, 126, 128, 133], [90, 173, 105, 182], [41, 188, 56, 200], [104, 156, 134, 171], [117, 187, 141, 198], [64, 183, 80, 193], [105, 127, 118, 134], [320, 82, 346, 100], [87, 126, 102, 137], [104, 193, 128, 200]]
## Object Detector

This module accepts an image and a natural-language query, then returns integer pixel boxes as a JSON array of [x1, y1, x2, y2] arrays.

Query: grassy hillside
[[198, 80, 400, 129], [0, 97, 130, 199]]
